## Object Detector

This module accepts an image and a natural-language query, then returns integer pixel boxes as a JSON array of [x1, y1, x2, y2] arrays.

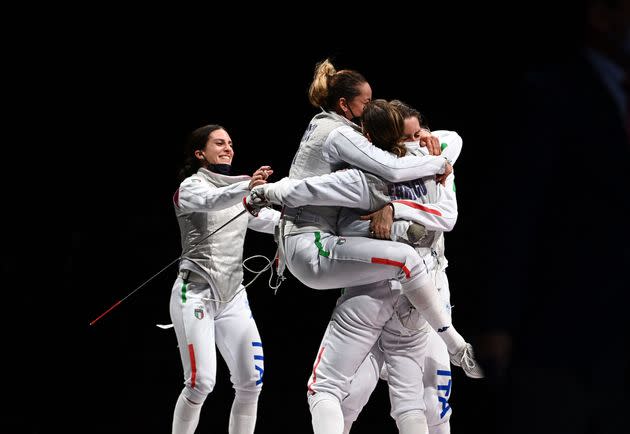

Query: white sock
[[343, 420, 354, 434], [172, 392, 202, 434], [310, 395, 344, 434], [403, 280, 465, 354], [429, 421, 451, 434], [397, 411, 429, 434], [228, 400, 258, 434], [342, 407, 358, 434]]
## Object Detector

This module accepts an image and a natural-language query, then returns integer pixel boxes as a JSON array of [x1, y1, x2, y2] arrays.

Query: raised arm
[[432, 130, 463, 165], [390, 130, 461, 231], [392, 173, 458, 232], [174, 176, 251, 213], [323, 126, 449, 183], [255, 169, 372, 210]]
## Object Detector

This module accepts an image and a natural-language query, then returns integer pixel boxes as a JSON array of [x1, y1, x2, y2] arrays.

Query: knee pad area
[[308, 391, 340, 411], [182, 385, 209, 405], [396, 410, 428, 434], [233, 387, 261, 405]]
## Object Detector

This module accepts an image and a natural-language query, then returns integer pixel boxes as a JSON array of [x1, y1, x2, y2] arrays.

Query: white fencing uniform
[[281, 110, 450, 294], [341, 270, 453, 434], [339, 133, 462, 434], [261, 121, 463, 433], [283, 112, 454, 434], [260, 132, 461, 433], [306, 280, 431, 434], [171, 167, 279, 434]]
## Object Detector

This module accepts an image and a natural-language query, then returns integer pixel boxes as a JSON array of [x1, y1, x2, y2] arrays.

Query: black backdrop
[[21, 3, 616, 433]]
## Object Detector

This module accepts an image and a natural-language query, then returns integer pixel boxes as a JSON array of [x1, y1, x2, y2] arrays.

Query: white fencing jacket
[[263, 130, 460, 240], [284, 110, 449, 236], [174, 167, 278, 302]]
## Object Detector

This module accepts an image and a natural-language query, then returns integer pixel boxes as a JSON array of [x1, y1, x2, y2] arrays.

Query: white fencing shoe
[[450, 343, 484, 379]]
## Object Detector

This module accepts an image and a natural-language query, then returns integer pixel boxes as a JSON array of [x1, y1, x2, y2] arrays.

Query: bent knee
[[395, 410, 428, 432], [232, 368, 264, 403], [233, 386, 261, 405], [428, 420, 450, 434], [308, 391, 341, 411], [182, 383, 211, 404]]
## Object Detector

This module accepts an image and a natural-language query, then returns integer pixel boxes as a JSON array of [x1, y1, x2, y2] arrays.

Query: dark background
[[16, 2, 627, 433]]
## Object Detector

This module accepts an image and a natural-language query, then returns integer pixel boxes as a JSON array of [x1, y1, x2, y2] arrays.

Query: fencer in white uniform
[[339, 132, 462, 434], [249, 111, 476, 375], [246, 97, 480, 433], [170, 124, 279, 434], [249, 129, 471, 434], [340, 102, 463, 434], [278, 97, 468, 357]]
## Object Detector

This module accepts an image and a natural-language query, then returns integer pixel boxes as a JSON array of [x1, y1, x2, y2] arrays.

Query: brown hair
[[178, 124, 225, 181], [361, 99, 407, 157], [390, 99, 424, 125], [308, 58, 368, 114]]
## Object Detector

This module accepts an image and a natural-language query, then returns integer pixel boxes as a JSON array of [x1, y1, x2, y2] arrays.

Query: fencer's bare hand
[[436, 162, 452, 186], [249, 166, 273, 189], [419, 129, 441, 156], [360, 204, 393, 239]]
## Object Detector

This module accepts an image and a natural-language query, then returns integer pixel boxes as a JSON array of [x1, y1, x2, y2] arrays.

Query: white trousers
[[307, 280, 430, 433], [283, 231, 432, 291], [342, 270, 453, 432], [307, 281, 400, 402], [169, 277, 264, 404]]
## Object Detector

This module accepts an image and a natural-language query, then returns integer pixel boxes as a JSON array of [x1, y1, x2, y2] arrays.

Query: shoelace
[[461, 347, 477, 370]]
